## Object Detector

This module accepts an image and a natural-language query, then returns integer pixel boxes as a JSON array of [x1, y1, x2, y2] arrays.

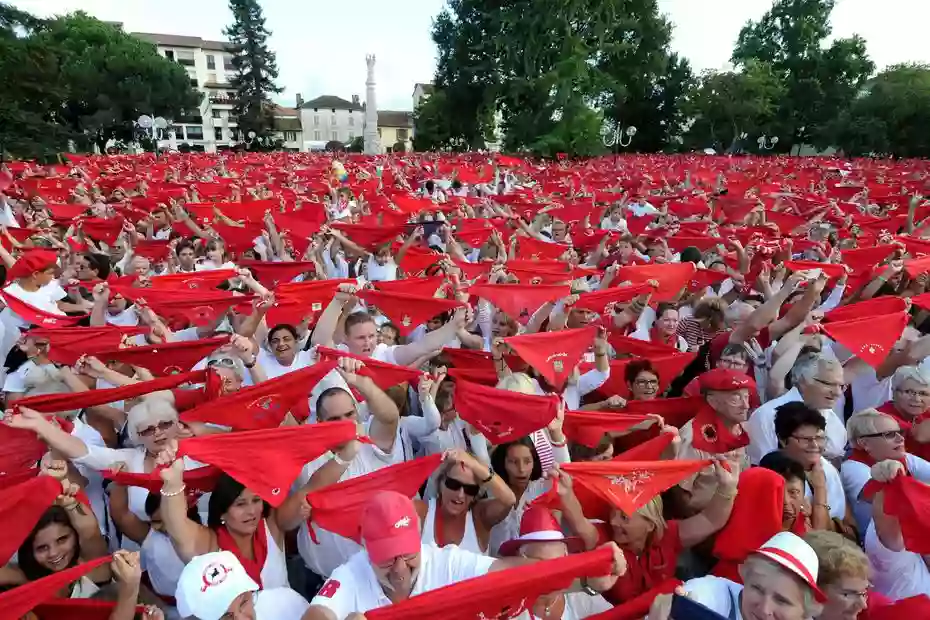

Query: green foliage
[[347, 136, 364, 153], [392, 141, 407, 153], [324, 140, 345, 152], [829, 64, 930, 157], [682, 60, 786, 152], [0, 5, 197, 158], [732, 0, 874, 151], [413, 90, 481, 151], [224, 0, 282, 139]]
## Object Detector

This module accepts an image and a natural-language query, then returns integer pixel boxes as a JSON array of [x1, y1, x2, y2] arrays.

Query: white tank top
[[141, 528, 186, 597], [258, 519, 289, 589], [420, 499, 485, 555]]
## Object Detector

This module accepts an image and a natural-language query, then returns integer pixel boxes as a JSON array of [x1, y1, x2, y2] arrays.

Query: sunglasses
[[207, 357, 237, 368], [444, 477, 480, 497], [859, 430, 903, 441], [138, 420, 175, 437]]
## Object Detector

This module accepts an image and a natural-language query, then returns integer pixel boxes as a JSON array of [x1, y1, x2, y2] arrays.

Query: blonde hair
[[495, 372, 537, 395], [803, 530, 870, 585], [636, 496, 667, 534], [846, 408, 896, 442]]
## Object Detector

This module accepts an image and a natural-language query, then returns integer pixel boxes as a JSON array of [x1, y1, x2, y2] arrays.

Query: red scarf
[[216, 519, 269, 588], [848, 448, 910, 475], [690, 404, 750, 454], [649, 326, 676, 348]]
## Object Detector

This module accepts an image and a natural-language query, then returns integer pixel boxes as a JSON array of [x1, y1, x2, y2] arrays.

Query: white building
[[296, 95, 364, 152], [132, 32, 240, 152]]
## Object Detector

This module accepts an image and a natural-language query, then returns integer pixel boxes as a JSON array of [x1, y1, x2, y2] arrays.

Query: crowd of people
[[0, 151, 927, 619]]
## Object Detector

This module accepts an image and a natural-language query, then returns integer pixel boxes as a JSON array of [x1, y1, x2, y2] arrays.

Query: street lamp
[[602, 122, 637, 167], [758, 135, 779, 151], [137, 115, 169, 155]]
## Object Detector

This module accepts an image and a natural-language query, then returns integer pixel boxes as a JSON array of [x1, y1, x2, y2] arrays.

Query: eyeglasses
[[633, 379, 659, 387], [373, 553, 418, 570], [207, 357, 237, 368], [138, 420, 175, 437], [858, 429, 903, 441], [896, 388, 930, 399], [444, 477, 480, 497], [717, 357, 747, 369], [790, 434, 826, 446], [814, 378, 845, 390], [832, 587, 869, 601]]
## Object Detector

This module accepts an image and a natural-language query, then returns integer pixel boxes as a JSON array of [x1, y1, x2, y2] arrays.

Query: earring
[[221, 518, 226, 525]]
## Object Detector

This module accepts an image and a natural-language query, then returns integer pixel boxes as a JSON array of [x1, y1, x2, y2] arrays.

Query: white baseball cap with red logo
[[176, 550, 260, 620]]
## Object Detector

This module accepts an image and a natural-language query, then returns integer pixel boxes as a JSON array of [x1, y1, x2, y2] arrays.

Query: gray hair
[[846, 408, 896, 442], [790, 353, 842, 387], [892, 365, 930, 392], [126, 397, 179, 446], [724, 301, 754, 326], [739, 554, 823, 618]]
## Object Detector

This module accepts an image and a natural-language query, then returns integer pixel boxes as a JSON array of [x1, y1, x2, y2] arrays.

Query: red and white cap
[[361, 491, 422, 565], [752, 532, 827, 602], [498, 505, 585, 557]]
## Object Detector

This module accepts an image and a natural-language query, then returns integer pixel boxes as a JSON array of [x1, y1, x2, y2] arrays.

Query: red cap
[[8, 250, 57, 280], [360, 491, 422, 565], [699, 368, 754, 392], [498, 506, 584, 556]]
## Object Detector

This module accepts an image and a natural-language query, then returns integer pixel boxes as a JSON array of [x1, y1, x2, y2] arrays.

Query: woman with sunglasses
[[841, 408, 930, 534], [413, 449, 516, 554], [5, 398, 210, 556]]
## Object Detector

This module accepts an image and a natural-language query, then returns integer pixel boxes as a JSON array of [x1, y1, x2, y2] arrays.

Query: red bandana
[[356, 289, 463, 336], [454, 379, 560, 444], [316, 346, 421, 391], [562, 410, 651, 448], [0, 475, 62, 564], [821, 312, 907, 369], [503, 325, 598, 391], [94, 336, 229, 376], [0, 291, 86, 328], [689, 403, 750, 454], [217, 519, 269, 588], [148, 269, 237, 290], [571, 283, 654, 315], [468, 283, 570, 323], [0, 555, 113, 619]]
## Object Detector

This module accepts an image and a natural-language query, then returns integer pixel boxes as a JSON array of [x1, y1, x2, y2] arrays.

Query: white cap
[[175, 551, 259, 620], [753, 532, 826, 602]]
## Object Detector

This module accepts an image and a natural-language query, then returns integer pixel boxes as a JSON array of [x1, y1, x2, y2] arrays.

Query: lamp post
[[757, 135, 779, 151], [136, 115, 168, 155], [731, 132, 748, 155], [602, 122, 637, 166]]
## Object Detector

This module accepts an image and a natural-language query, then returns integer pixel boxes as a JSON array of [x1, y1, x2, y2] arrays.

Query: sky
[[10, 0, 930, 112]]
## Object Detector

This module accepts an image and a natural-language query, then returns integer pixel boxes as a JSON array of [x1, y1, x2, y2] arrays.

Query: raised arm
[[158, 449, 214, 562], [310, 283, 357, 348], [393, 306, 469, 367]]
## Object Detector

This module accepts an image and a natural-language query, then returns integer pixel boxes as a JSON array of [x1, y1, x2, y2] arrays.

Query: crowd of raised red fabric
[[0, 151, 928, 620]]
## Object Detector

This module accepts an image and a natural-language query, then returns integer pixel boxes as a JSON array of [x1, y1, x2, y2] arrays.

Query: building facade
[[378, 111, 413, 153], [296, 95, 365, 152], [132, 32, 239, 152]]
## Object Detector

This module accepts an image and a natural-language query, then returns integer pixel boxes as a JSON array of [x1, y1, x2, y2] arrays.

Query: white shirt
[[629, 326, 689, 353], [365, 255, 398, 282], [804, 457, 846, 520], [309, 543, 495, 617], [257, 348, 314, 379], [746, 387, 847, 464], [560, 368, 610, 410], [253, 587, 311, 619], [421, 499, 485, 554], [683, 575, 744, 619], [841, 453, 930, 534], [2, 280, 66, 327], [864, 522, 930, 602], [511, 592, 612, 620]]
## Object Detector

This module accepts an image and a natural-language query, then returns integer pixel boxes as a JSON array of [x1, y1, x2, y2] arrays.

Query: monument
[[364, 54, 381, 155]]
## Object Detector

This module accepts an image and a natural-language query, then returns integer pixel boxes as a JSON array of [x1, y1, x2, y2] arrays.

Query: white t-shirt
[[105, 307, 139, 327], [864, 522, 930, 601], [253, 587, 311, 619], [840, 454, 930, 534], [2, 280, 67, 327], [683, 575, 744, 619], [309, 543, 495, 617], [256, 348, 314, 379], [366, 255, 398, 282], [511, 591, 612, 619], [803, 457, 846, 520]]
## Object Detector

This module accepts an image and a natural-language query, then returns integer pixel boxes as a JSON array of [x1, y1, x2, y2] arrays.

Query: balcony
[[209, 95, 237, 105], [177, 57, 195, 67], [176, 114, 203, 124]]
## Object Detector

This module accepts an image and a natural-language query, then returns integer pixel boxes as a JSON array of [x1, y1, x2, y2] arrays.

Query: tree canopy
[[0, 4, 198, 158], [224, 0, 283, 139]]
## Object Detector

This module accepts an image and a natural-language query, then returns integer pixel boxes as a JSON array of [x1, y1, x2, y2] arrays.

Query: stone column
[[363, 54, 381, 155]]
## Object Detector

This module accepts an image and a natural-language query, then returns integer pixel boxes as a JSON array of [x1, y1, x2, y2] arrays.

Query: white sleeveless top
[[141, 528, 186, 597], [421, 499, 485, 555], [258, 519, 289, 589], [489, 479, 550, 556]]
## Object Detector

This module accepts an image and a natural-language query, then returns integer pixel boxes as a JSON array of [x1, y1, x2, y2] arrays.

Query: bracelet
[[244, 356, 257, 369], [332, 451, 353, 467], [550, 440, 567, 448], [479, 471, 496, 485], [160, 484, 186, 498], [715, 486, 738, 500]]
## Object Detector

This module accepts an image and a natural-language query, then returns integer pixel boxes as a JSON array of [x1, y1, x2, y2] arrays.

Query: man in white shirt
[[311, 283, 469, 367], [175, 550, 310, 620], [747, 353, 847, 465], [303, 491, 625, 619]]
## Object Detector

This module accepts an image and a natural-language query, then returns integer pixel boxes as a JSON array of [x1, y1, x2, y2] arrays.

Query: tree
[[392, 141, 407, 153], [0, 7, 198, 156], [682, 60, 786, 153], [224, 0, 282, 139], [732, 0, 874, 151], [347, 136, 364, 153], [324, 140, 345, 152], [830, 64, 930, 158]]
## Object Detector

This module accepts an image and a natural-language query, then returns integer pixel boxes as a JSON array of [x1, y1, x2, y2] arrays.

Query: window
[[214, 127, 223, 141], [164, 50, 174, 60], [212, 109, 221, 118], [331, 115, 337, 126], [284, 131, 297, 142], [227, 92, 236, 100], [314, 115, 320, 126], [331, 131, 338, 141], [348, 117, 354, 127], [397, 128, 409, 141], [176, 51, 195, 67], [207, 72, 216, 83], [223, 56, 235, 71], [186, 126, 204, 140], [347, 131, 354, 140], [172, 126, 184, 140], [314, 131, 321, 141], [207, 55, 215, 70]]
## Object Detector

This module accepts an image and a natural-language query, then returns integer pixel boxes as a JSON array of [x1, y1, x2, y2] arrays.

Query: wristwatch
[[244, 356, 257, 368], [580, 577, 598, 596]]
